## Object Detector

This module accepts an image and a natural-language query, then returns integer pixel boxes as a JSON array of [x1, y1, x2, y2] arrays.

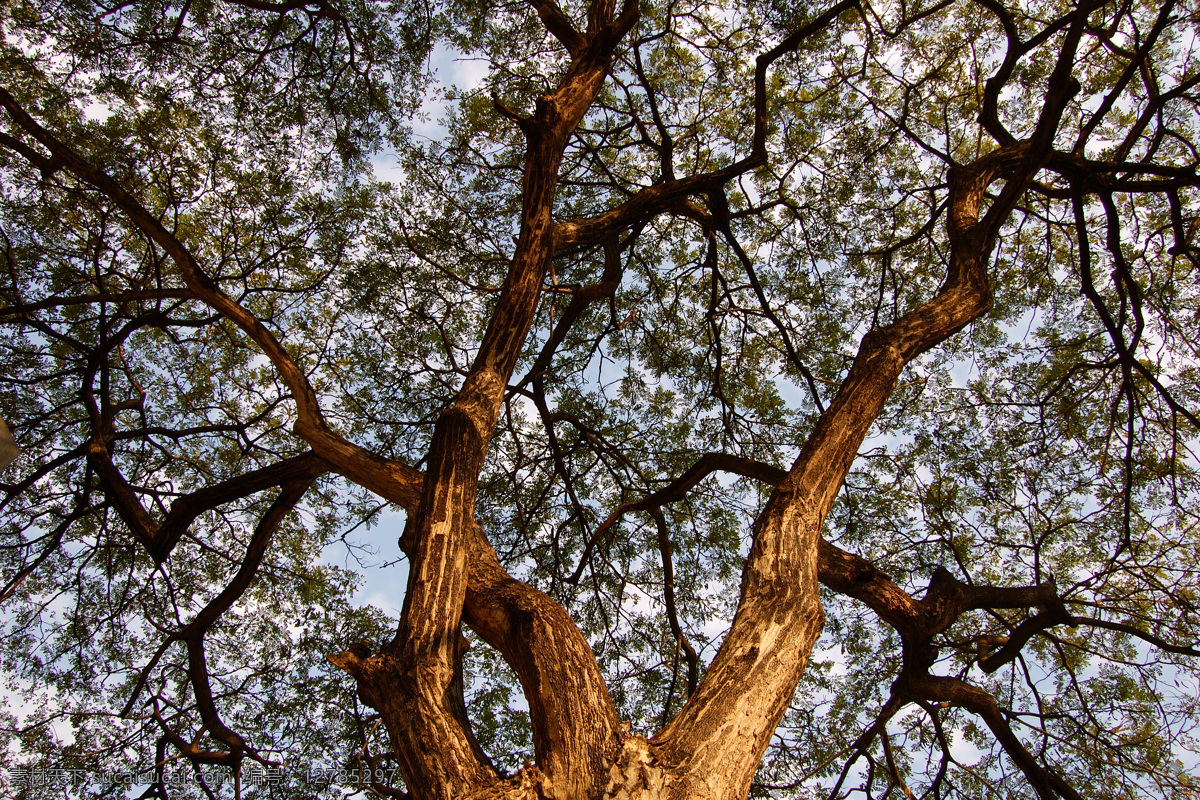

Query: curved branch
[[178, 477, 314, 640], [0, 84, 424, 511], [901, 672, 1083, 800], [553, 0, 860, 254], [462, 528, 622, 798], [168, 477, 315, 765], [567, 451, 786, 582], [157, 451, 328, 558], [1070, 616, 1200, 659], [651, 508, 698, 700]]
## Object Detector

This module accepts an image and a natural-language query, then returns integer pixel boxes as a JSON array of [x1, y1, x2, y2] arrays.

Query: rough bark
[[0, 415, 19, 470], [0, 2, 1135, 798], [647, 141, 1006, 800], [330, 2, 640, 797]]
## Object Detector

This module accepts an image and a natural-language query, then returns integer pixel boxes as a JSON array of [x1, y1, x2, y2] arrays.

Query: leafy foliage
[[2, 0, 1200, 798]]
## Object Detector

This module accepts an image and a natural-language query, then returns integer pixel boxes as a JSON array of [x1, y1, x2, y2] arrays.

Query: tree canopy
[[2, 0, 1200, 797]]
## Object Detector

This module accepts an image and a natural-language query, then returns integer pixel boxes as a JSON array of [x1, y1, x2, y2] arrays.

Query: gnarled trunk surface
[[0, 1, 1117, 798], [318, 0, 1091, 797]]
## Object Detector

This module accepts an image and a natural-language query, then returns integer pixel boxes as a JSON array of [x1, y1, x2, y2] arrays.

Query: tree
[[2, 0, 1200, 796]]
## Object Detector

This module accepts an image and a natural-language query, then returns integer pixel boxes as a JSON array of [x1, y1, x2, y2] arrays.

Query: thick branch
[[0, 85, 424, 511], [170, 477, 315, 764], [87, 436, 163, 556], [901, 673, 1083, 800], [463, 528, 623, 798], [553, 0, 859, 254], [651, 112, 1061, 790], [353, 11, 641, 797], [529, 0, 586, 56]]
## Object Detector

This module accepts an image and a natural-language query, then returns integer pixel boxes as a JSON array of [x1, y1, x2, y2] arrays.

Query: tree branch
[[0, 84, 424, 511], [347, 10, 642, 796], [553, 0, 860, 254], [901, 672, 1083, 800], [528, 0, 586, 56]]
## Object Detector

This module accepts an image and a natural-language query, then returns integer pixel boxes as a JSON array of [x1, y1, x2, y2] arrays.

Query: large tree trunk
[[327, 132, 1030, 797], [320, 1, 1067, 797], [15, 0, 1055, 786], [10, 1, 1075, 796], [4, 2, 1175, 798]]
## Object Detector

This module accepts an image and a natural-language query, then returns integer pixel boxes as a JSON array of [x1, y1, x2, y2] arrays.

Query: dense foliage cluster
[[2, 0, 1199, 797]]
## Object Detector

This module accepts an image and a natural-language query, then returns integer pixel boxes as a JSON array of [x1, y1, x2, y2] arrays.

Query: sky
[[346, 42, 493, 618]]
